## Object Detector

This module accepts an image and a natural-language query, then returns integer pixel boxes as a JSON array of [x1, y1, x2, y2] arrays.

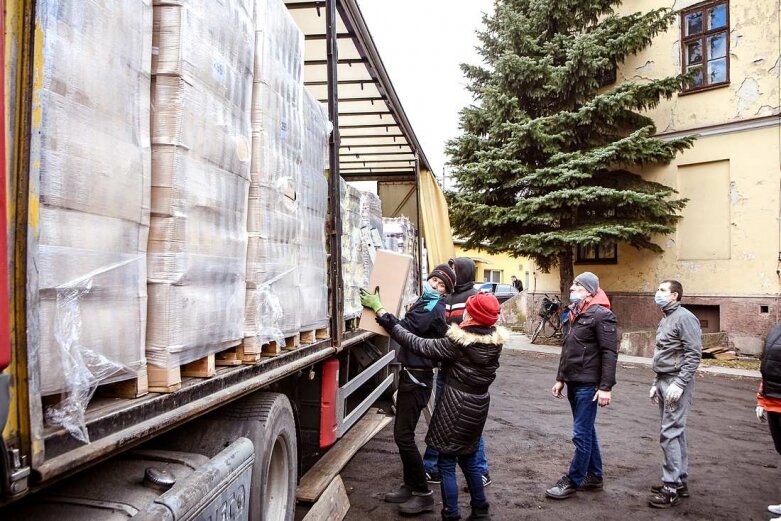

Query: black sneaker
[[426, 471, 442, 484], [398, 491, 435, 515], [649, 484, 680, 509], [545, 475, 577, 500], [579, 473, 603, 491], [650, 482, 689, 498]]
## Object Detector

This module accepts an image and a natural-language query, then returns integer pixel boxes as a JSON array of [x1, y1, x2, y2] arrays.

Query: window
[[483, 270, 501, 283], [576, 242, 617, 264], [681, 1, 729, 92]]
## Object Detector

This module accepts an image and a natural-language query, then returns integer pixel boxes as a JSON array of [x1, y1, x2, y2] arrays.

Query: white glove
[[664, 383, 684, 405], [757, 406, 767, 423], [649, 385, 660, 405]]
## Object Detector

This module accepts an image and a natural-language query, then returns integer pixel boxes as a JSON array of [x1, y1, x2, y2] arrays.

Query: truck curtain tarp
[[418, 169, 454, 269]]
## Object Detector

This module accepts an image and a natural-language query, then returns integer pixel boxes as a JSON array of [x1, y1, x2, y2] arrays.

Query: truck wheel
[[221, 392, 298, 521]]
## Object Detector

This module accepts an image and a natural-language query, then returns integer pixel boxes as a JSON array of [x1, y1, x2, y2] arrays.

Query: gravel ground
[[337, 342, 778, 520]]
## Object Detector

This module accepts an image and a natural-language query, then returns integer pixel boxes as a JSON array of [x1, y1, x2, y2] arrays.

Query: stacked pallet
[[298, 90, 331, 339], [341, 181, 364, 320], [359, 191, 384, 291], [244, 0, 307, 359], [147, 0, 254, 391], [34, 0, 152, 414], [383, 217, 420, 311]]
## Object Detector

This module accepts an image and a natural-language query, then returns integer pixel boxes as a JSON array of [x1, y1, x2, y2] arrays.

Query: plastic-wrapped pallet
[[148, 0, 254, 388], [32, 0, 152, 442], [298, 91, 330, 332], [341, 181, 363, 319], [244, 0, 306, 353], [359, 191, 384, 290], [382, 217, 420, 311]]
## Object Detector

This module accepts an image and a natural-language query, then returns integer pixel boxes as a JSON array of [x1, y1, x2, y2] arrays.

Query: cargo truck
[[0, 0, 454, 519]]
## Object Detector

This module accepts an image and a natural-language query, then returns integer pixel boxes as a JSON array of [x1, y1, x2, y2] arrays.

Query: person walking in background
[[360, 263, 456, 516], [511, 275, 523, 292], [755, 322, 781, 520], [546, 272, 617, 500], [647, 280, 702, 509], [424, 258, 493, 489], [367, 292, 507, 520]]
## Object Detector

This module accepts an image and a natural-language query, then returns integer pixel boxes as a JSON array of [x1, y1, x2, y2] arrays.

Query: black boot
[[398, 491, 435, 515], [441, 510, 461, 520], [466, 504, 491, 520], [384, 484, 412, 503]]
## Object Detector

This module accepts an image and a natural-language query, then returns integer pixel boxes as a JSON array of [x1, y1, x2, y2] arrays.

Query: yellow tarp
[[418, 169, 454, 269]]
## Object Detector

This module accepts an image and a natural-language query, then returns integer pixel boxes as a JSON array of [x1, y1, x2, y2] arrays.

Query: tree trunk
[[558, 248, 574, 304]]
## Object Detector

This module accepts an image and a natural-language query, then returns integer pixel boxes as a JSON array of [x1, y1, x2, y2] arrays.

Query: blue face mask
[[421, 283, 441, 311], [422, 283, 441, 300], [569, 291, 583, 305], [654, 291, 670, 307]]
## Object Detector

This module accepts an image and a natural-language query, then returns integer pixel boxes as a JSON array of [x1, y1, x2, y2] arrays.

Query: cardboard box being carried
[[359, 250, 413, 336]]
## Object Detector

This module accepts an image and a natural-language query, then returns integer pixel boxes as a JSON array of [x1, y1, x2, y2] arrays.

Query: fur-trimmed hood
[[446, 323, 509, 346]]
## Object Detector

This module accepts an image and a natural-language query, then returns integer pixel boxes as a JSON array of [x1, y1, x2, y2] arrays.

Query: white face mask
[[569, 291, 583, 305], [654, 291, 670, 307]]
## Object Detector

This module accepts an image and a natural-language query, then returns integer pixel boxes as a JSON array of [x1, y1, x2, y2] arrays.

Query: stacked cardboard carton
[[244, 0, 308, 353], [382, 217, 420, 311], [147, 0, 254, 387], [298, 91, 330, 331], [35, 0, 152, 400], [359, 191, 384, 290], [341, 181, 363, 319]]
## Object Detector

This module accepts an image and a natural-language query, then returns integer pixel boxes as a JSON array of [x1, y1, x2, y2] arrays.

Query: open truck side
[[0, 0, 453, 519]]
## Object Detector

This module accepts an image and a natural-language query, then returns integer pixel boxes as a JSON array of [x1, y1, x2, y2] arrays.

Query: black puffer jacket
[[556, 302, 618, 391], [382, 319, 507, 455]]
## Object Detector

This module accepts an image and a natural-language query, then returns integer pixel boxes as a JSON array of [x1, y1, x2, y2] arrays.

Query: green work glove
[[360, 286, 384, 313]]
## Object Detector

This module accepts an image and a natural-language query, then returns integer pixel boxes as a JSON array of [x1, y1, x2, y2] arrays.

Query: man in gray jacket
[[648, 279, 702, 509]]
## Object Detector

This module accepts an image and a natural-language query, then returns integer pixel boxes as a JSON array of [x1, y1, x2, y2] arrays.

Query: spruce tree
[[446, 0, 695, 300]]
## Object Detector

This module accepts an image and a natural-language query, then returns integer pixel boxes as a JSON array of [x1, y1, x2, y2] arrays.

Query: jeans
[[394, 369, 434, 493], [438, 450, 488, 519], [567, 384, 603, 487], [656, 375, 693, 484], [423, 371, 490, 476]]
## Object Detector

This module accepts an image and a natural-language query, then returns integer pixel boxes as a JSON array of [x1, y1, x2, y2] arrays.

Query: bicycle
[[529, 294, 566, 344]]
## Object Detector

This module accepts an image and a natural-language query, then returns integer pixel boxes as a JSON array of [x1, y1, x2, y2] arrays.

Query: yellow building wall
[[615, 0, 780, 131], [455, 243, 569, 294], [557, 126, 780, 296]]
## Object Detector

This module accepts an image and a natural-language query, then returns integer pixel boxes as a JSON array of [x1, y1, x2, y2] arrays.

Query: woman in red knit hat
[[364, 292, 508, 521]]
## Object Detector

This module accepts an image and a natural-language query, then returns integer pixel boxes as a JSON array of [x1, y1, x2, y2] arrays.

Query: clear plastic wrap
[[359, 191, 384, 290], [245, 0, 329, 346], [382, 217, 420, 311], [341, 181, 364, 319], [148, 0, 253, 369], [33, 0, 152, 441], [298, 91, 330, 330]]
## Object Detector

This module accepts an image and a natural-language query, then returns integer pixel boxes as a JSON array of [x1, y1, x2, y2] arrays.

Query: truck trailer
[[0, 0, 454, 519]]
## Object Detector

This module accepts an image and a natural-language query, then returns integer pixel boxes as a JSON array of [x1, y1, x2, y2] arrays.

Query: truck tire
[[220, 392, 298, 521]]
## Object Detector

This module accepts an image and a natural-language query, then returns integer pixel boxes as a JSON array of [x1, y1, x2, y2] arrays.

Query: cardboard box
[[359, 250, 413, 336]]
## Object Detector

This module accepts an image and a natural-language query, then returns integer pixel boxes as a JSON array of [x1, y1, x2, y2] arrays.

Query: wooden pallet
[[105, 367, 149, 399], [262, 333, 300, 357], [148, 340, 239, 393], [215, 344, 261, 366], [300, 327, 330, 345]]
